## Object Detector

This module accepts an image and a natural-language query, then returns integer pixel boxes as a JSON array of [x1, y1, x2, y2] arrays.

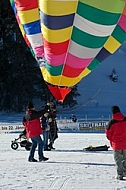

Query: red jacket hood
[[112, 112, 125, 121]]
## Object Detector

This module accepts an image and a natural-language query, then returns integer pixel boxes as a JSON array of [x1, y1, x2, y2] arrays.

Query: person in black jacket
[[48, 101, 58, 149], [40, 109, 52, 151], [44, 101, 58, 149]]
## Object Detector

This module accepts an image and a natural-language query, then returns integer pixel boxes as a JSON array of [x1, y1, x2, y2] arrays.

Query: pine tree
[[0, 0, 45, 111], [0, 0, 80, 111]]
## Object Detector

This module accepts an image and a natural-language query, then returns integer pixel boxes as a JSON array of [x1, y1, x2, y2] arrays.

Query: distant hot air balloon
[[10, 0, 126, 102]]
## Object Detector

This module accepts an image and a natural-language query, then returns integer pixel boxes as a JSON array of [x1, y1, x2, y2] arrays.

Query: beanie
[[111, 106, 120, 114], [27, 102, 34, 109]]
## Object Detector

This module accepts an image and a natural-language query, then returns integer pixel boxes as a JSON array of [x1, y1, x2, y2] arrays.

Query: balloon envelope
[[10, 0, 126, 101]]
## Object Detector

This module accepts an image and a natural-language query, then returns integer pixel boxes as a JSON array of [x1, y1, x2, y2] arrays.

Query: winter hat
[[27, 102, 34, 109], [111, 106, 120, 114]]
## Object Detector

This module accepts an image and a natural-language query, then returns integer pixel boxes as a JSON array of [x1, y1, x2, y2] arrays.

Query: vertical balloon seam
[[46, 0, 78, 96], [41, 1, 124, 87], [10, 0, 35, 58], [40, 0, 78, 88], [69, 2, 125, 86], [38, 0, 75, 99], [62, 1, 110, 85], [85, 3, 124, 68], [87, 5, 126, 70], [51, 1, 78, 93], [62, 2, 114, 87]]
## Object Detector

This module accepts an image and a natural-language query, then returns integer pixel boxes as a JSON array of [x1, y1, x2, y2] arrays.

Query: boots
[[48, 143, 55, 150]]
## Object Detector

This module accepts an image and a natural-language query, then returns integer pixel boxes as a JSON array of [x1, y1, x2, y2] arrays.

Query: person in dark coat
[[105, 106, 126, 180], [40, 109, 52, 151], [70, 114, 77, 122], [22, 102, 49, 162], [44, 101, 58, 149]]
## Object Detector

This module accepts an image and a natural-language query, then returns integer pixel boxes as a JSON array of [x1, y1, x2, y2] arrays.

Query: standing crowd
[[22, 100, 126, 181], [22, 100, 58, 162]]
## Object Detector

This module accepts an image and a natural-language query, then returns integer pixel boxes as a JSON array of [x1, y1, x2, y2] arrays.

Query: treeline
[[0, 1, 80, 112]]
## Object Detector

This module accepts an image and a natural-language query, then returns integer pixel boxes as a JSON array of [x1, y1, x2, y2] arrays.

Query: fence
[[0, 118, 109, 133], [57, 118, 109, 132]]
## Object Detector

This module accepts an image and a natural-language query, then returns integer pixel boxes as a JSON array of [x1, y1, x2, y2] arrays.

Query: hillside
[[74, 41, 126, 119]]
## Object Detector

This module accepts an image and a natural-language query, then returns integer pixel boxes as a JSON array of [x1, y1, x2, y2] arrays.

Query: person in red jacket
[[105, 106, 126, 180], [23, 102, 49, 162]]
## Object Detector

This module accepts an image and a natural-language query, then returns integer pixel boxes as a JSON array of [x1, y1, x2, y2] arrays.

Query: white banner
[[0, 125, 25, 133]]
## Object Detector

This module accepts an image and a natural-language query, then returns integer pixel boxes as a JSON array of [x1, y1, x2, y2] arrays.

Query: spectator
[[105, 106, 126, 180], [22, 102, 49, 162], [70, 114, 77, 123], [44, 100, 58, 149], [41, 110, 52, 151]]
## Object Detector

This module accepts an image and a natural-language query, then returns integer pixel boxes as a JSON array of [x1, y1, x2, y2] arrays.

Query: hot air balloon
[[10, 0, 126, 102]]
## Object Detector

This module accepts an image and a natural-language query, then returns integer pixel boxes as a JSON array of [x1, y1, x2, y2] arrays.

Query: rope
[[57, 76, 108, 113]]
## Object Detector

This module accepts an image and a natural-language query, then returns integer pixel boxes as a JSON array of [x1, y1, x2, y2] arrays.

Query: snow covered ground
[[1, 132, 126, 190]]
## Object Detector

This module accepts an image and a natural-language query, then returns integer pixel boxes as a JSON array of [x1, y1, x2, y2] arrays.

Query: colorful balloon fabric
[[10, 0, 126, 101]]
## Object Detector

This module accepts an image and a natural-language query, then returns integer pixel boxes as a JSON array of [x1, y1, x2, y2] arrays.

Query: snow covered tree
[[109, 68, 118, 82]]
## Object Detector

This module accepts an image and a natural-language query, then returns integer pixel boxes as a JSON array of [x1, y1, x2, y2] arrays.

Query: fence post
[[85, 115, 87, 121]]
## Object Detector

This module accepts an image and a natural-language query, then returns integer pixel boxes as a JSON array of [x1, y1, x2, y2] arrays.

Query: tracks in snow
[[49, 176, 71, 190]]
